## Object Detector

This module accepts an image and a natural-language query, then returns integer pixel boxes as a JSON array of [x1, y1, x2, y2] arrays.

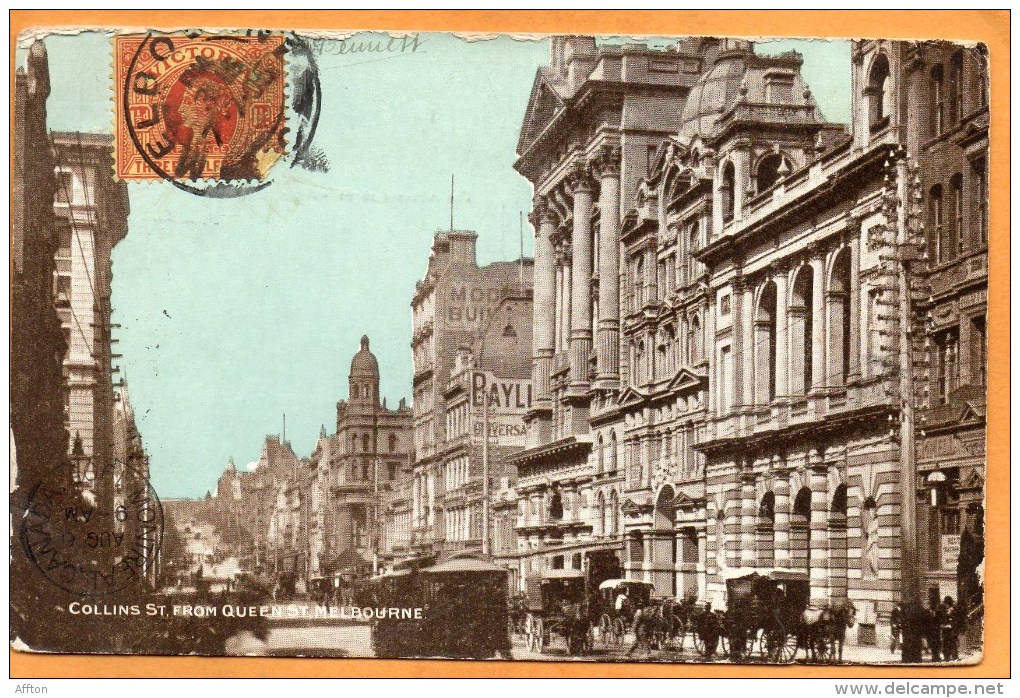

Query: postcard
[[10, 16, 995, 670]]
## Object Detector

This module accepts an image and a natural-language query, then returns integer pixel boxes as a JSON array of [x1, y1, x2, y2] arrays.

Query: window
[[362, 462, 370, 479], [933, 328, 959, 404], [388, 463, 397, 480], [389, 433, 398, 452], [54, 171, 74, 204], [502, 324, 516, 338], [720, 294, 731, 315], [720, 345, 733, 413], [362, 434, 370, 451], [951, 173, 965, 254], [929, 185, 951, 263], [54, 275, 71, 307], [647, 144, 657, 175], [972, 158, 988, 246], [868, 54, 891, 131], [950, 51, 964, 124], [720, 161, 735, 224], [609, 432, 618, 474], [764, 73, 794, 103], [971, 316, 986, 386], [930, 65, 944, 137], [755, 153, 791, 194], [687, 223, 699, 282], [549, 492, 563, 520]]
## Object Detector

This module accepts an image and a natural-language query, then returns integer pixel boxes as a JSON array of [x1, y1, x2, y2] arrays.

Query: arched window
[[689, 315, 702, 364], [830, 484, 850, 598], [596, 491, 606, 536], [951, 173, 964, 255], [362, 434, 370, 452], [609, 490, 619, 536], [597, 434, 605, 474], [950, 50, 964, 124], [791, 266, 814, 394], [828, 249, 853, 385], [930, 64, 944, 137], [351, 385, 359, 399], [868, 53, 891, 131], [720, 161, 736, 224], [930, 184, 947, 263], [756, 491, 776, 568], [792, 487, 813, 573], [687, 221, 699, 282], [549, 491, 563, 520], [755, 280, 778, 403], [634, 256, 645, 310], [653, 486, 677, 597], [755, 153, 791, 194], [389, 433, 398, 452], [609, 432, 618, 474]]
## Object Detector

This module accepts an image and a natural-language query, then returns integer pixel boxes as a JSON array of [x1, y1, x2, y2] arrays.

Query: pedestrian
[[625, 598, 651, 658], [889, 603, 902, 653], [940, 596, 958, 661], [925, 588, 942, 662], [700, 602, 720, 660]]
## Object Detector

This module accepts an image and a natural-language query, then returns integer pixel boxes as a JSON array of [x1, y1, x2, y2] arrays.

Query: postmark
[[115, 32, 287, 183], [20, 460, 164, 597]]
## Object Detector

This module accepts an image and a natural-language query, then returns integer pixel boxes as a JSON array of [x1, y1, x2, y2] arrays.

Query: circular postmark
[[20, 459, 164, 597], [116, 31, 322, 198]]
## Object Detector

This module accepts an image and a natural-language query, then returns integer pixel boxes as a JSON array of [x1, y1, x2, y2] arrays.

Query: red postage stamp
[[114, 33, 286, 182]]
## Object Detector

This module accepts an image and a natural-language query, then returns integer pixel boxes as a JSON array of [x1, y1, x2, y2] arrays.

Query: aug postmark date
[[114, 32, 287, 183], [20, 461, 164, 597]]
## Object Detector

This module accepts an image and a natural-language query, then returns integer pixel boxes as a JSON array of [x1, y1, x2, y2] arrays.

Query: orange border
[[9, 10, 1009, 679]]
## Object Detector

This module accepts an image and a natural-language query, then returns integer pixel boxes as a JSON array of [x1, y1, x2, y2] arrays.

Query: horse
[[799, 600, 857, 663]]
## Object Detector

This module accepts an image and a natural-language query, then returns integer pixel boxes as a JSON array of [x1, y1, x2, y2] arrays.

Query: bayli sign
[[470, 371, 532, 447]]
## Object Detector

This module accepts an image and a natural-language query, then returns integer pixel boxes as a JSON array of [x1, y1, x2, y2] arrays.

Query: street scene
[[11, 30, 987, 665]]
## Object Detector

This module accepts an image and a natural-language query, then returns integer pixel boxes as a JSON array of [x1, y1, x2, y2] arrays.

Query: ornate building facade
[[410, 230, 533, 562], [511, 36, 723, 590], [514, 35, 987, 650], [332, 336, 413, 574]]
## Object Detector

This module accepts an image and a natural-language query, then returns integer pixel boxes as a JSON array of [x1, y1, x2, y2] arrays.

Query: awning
[[598, 578, 654, 590]]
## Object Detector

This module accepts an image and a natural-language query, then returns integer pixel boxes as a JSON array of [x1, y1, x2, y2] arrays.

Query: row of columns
[[530, 144, 622, 405], [726, 240, 863, 413]]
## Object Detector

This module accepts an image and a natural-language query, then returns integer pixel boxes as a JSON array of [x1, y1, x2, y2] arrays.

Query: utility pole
[[481, 370, 490, 556], [896, 152, 920, 607]]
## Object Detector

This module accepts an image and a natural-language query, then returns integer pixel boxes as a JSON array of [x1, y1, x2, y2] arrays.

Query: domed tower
[[348, 335, 380, 406]]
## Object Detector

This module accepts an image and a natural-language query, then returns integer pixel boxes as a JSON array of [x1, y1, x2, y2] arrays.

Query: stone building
[[907, 40, 988, 644], [12, 40, 65, 501], [409, 230, 533, 561], [514, 35, 987, 652], [437, 286, 533, 565], [51, 131, 130, 517], [332, 336, 413, 575], [511, 36, 723, 592]]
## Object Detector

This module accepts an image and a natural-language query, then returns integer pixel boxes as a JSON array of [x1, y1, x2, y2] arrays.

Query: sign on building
[[941, 534, 961, 571], [470, 371, 532, 447]]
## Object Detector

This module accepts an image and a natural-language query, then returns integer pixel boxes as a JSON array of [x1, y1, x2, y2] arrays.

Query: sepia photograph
[[9, 11, 1003, 680]]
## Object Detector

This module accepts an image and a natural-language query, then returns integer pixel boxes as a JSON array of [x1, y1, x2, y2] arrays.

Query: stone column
[[697, 526, 708, 600], [774, 265, 790, 398], [773, 463, 791, 569], [731, 275, 746, 409], [848, 233, 862, 381], [530, 199, 557, 406], [706, 292, 718, 417], [593, 145, 621, 387], [742, 277, 758, 408], [740, 468, 757, 566], [810, 252, 827, 391], [827, 286, 847, 386], [809, 451, 830, 604], [569, 165, 596, 391]]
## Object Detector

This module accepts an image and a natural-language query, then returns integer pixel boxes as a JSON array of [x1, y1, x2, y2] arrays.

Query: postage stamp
[[114, 32, 286, 182]]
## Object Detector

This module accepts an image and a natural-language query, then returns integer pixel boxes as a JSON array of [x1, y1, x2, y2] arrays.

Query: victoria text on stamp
[[114, 32, 286, 182]]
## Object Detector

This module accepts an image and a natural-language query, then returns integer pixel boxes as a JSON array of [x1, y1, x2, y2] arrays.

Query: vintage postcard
[[11, 13, 999, 674]]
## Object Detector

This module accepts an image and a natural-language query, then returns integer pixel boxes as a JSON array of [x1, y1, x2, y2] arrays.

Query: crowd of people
[[889, 588, 968, 663]]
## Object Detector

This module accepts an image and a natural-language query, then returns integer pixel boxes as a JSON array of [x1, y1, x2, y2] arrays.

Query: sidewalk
[[839, 642, 981, 666]]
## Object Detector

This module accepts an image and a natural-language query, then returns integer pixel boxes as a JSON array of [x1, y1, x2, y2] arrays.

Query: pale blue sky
[[29, 32, 850, 497]]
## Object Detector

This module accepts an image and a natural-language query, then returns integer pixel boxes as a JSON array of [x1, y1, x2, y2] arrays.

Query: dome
[[350, 335, 379, 377], [678, 42, 754, 143]]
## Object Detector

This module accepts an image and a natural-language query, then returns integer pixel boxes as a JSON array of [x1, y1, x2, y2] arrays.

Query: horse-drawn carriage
[[594, 579, 653, 648], [523, 569, 593, 654], [717, 571, 807, 662]]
